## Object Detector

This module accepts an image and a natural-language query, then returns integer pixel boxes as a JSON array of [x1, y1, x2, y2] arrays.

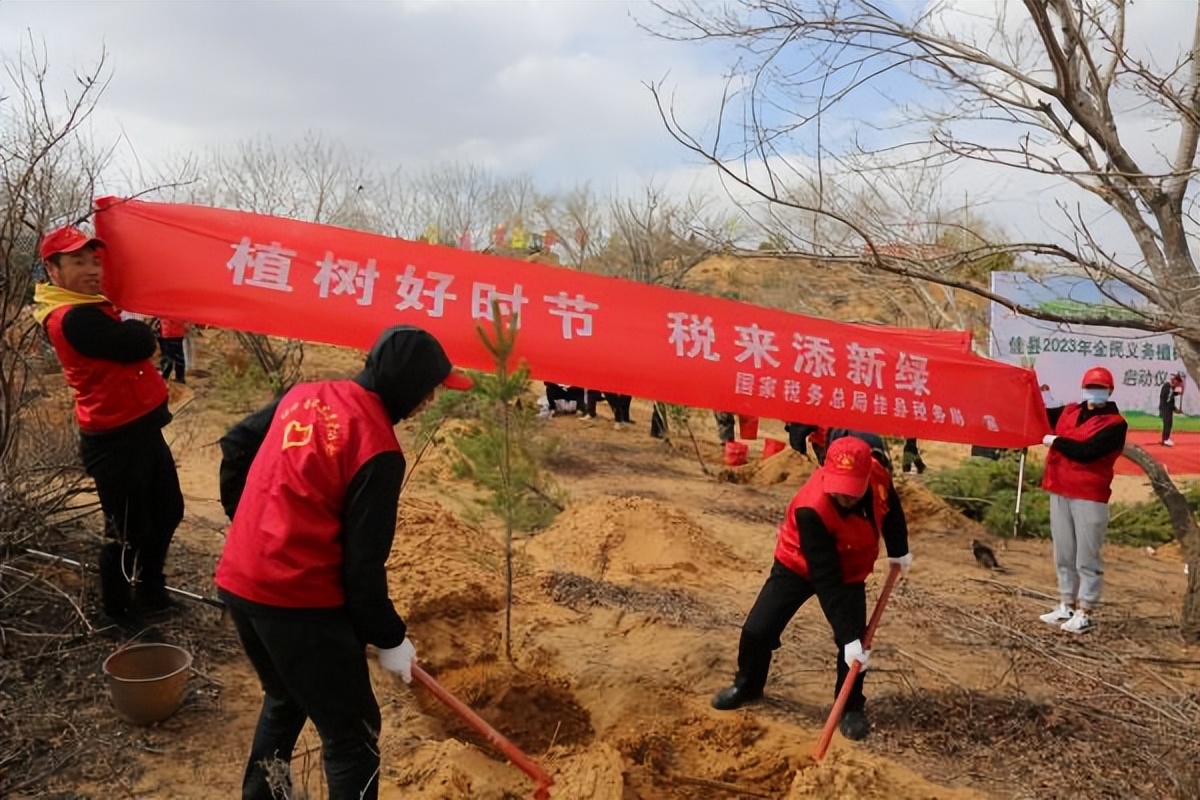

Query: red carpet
[[1114, 429, 1200, 476]]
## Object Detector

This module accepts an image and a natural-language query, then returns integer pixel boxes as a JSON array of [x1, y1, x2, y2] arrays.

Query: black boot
[[711, 684, 762, 711], [98, 543, 133, 617], [839, 709, 870, 740], [136, 583, 182, 616]]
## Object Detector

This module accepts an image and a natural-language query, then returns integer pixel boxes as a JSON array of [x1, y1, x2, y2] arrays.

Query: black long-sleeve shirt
[[60, 304, 159, 363], [57, 304, 170, 436], [1046, 402, 1128, 463], [1160, 383, 1181, 413], [797, 481, 909, 646], [340, 451, 408, 648]]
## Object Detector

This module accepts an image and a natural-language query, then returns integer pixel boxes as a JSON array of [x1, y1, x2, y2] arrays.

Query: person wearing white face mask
[[1038, 366, 1128, 634]]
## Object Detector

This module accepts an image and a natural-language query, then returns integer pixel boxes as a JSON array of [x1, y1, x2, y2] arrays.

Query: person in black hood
[[215, 326, 471, 800]]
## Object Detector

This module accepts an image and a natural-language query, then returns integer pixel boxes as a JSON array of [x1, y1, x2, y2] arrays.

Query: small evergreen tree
[[449, 304, 563, 662]]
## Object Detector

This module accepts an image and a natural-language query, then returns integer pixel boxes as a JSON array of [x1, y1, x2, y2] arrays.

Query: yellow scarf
[[32, 283, 108, 325]]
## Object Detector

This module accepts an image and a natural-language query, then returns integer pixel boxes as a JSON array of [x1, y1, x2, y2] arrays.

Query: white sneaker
[[1060, 609, 1093, 634], [1163, 439, 1175, 447], [1039, 603, 1073, 625]]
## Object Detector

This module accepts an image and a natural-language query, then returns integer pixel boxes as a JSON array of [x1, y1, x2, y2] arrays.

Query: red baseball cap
[[39, 226, 104, 262], [442, 369, 473, 391], [823, 436, 873, 497]]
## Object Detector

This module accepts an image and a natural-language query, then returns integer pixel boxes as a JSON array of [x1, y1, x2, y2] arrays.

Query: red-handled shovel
[[811, 563, 902, 762], [410, 663, 555, 799]]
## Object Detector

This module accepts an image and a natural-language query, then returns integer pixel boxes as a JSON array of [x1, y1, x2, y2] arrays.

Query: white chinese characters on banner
[[472, 282, 528, 326], [544, 292, 599, 339], [314, 252, 379, 306], [228, 237, 296, 292], [734, 324, 782, 369], [395, 266, 457, 318], [667, 313, 720, 361]]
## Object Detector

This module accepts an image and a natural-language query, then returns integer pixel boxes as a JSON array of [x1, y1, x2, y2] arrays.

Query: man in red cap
[[1039, 366, 1127, 634], [215, 325, 471, 800], [710, 435, 911, 741], [32, 225, 184, 631]]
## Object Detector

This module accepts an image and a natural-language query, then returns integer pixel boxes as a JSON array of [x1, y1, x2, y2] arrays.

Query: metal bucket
[[103, 643, 192, 725]]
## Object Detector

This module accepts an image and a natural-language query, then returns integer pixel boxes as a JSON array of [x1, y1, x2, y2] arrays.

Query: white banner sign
[[989, 273, 1197, 417]]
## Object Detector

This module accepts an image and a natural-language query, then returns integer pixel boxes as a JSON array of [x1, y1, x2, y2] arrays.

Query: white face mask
[[1082, 388, 1111, 404]]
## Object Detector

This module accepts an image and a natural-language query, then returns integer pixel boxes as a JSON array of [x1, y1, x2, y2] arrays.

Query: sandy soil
[[13, 341, 1200, 800]]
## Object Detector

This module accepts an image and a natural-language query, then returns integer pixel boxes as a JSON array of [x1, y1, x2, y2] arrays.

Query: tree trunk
[[1121, 443, 1200, 642]]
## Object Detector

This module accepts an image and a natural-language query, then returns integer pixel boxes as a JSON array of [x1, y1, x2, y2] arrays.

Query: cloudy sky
[[3, 1, 729, 193], [3, 0, 1195, 262]]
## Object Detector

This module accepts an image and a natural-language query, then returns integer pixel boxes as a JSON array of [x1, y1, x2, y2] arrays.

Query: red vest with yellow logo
[[44, 305, 168, 433], [1042, 402, 1123, 503], [774, 463, 891, 583], [215, 380, 401, 607]]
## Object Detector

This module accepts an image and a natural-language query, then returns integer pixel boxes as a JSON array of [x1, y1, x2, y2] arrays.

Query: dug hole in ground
[[8, 339, 1198, 800]]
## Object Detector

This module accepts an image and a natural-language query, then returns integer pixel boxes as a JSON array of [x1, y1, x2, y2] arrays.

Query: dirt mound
[[526, 495, 746, 587], [895, 476, 984, 536], [618, 714, 796, 799], [401, 418, 476, 484], [718, 447, 816, 488], [387, 497, 507, 663], [784, 747, 979, 799]]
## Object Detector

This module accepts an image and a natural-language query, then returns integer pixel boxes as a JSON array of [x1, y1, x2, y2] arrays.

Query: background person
[[1039, 366, 1128, 634], [1159, 372, 1184, 447], [215, 325, 472, 800], [33, 225, 184, 629], [157, 317, 189, 384]]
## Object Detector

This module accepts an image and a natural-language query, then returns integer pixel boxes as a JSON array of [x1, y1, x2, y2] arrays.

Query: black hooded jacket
[[218, 326, 453, 648]]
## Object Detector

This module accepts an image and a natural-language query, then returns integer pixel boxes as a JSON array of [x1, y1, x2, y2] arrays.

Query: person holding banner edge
[[33, 224, 185, 631], [1039, 366, 1128, 634], [710, 436, 911, 741]]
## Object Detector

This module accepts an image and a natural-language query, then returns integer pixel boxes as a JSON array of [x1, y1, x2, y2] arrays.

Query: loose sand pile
[[525, 495, 748, 588]]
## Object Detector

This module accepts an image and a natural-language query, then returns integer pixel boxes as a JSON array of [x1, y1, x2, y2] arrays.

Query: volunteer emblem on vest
[[282, 420, 313, 450]]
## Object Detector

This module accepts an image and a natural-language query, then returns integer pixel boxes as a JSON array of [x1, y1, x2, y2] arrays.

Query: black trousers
[[79, 426, 183, 614], [605, 393, 632, 423], [1161, 408, 1174, 441], [714, 412, 736, 443], [733, 560, 867, 712], [159, 337, 186, 383], [227, 602, 383, 800]]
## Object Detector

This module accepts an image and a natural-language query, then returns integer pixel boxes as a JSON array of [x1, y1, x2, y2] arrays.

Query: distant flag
[[510, 224, 528, 251]]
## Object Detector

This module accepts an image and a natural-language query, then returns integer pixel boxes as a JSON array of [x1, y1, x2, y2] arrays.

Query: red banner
[[93, 198, 1049, 447]]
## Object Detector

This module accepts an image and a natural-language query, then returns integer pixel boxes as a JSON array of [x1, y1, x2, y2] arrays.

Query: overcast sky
[[3, 0, 1196, 263], [3, 1, 730, 194]]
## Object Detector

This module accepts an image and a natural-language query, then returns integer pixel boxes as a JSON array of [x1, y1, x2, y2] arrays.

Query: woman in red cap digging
[[710, 435, 911, 741], [1039, 365, 1128, 634]]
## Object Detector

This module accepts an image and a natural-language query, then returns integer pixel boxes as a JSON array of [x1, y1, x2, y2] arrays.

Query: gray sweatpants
[[1048, 493, 1110, 609]]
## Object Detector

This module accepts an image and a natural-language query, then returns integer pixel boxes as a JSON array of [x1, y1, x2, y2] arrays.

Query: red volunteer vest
[[44, 304, 168, 433], [774, 463, 891, 583], [1042, 402, 1123, 503], [215, 381, 401, 607], [159, 319, 188, 338]]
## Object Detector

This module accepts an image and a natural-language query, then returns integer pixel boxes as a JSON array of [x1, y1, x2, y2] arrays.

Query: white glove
[[889, 552, 913, 574], [1042, 434, 1058, 447], [1040, 387, 1061, 408], [378, 637, 417, 684], [843, 639, 870, 671]]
